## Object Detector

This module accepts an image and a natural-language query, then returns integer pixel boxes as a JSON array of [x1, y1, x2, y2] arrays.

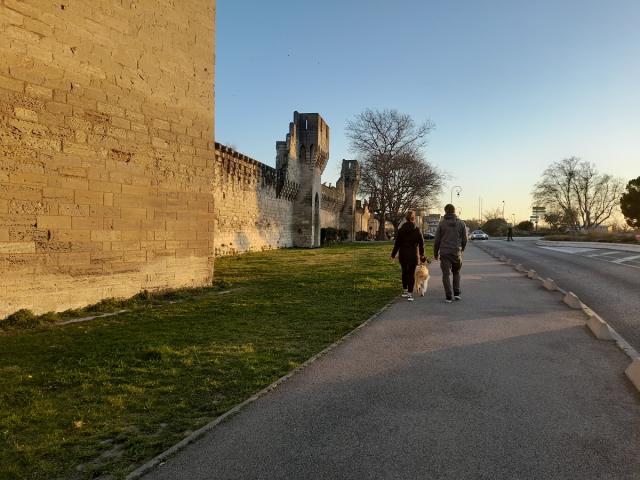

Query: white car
[[470, 230, 489, 240]]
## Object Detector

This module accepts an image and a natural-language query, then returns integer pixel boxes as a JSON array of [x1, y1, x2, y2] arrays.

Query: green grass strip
[[0, 242, 429, 479]]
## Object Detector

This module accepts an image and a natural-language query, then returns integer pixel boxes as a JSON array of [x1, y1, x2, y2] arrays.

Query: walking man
[[507, 225, 514, 241], [434, 204, 467, 303]]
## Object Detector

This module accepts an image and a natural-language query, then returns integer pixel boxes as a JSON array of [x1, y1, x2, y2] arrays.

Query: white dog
[[414, 262, 430, 297]]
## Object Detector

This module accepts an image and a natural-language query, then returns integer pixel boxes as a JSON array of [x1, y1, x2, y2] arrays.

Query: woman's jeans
[[400, 260, 417, 293]]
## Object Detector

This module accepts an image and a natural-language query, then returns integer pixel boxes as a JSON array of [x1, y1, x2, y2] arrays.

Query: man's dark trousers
[[440, 253, 462, 298]]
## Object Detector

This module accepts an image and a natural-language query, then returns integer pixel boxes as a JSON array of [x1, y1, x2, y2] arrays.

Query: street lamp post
[[450, 185, 462, 204], [502, 201, 505, 220], [512, 213, 516, 226]]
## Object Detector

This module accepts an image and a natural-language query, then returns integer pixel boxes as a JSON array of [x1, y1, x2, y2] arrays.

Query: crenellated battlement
[[212, 115, 365, 254], [214, 142, 300, 200], [321, 183, 345, 213]]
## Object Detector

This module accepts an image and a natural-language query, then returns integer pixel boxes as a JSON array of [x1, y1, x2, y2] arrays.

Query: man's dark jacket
[[391, 222, 425, 263], [434, 213, 467, 257]]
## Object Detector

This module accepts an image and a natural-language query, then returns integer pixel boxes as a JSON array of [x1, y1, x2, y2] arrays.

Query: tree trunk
[[377, 218, 386, 240], [376, 204, 387, 240]]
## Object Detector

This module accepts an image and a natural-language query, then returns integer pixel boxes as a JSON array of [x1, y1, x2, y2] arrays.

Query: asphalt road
[[476, 238, 640, 352], [142, 248, 640, 480]]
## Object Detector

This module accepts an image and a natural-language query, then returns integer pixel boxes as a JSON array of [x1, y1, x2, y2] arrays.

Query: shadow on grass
[[0, 242, 422, 479]]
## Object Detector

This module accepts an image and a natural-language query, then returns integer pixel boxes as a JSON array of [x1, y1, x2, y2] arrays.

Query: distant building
[[415, 208, 427, 231], [424, 214, 442, 235], [354, 200, 374, 238]]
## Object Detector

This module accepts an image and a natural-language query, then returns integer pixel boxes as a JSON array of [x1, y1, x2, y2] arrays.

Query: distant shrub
[[517, 221, 534, 232], [355, 231, 369, 241], [544, 232, 638, 244], [481, 218, 508, 236], [321, 227, 339, 245], [134, 289, 152, 301], [212, 279, 232, 291], [321, 228, 351, 245], [3, 309, 37, 328]]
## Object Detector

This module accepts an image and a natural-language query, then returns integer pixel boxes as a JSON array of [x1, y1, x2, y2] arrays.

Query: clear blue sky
[[215, 0, 640, 223]]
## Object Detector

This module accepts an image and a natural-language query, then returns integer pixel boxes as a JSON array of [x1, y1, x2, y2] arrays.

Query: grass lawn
[[0, 242, 431, 479]]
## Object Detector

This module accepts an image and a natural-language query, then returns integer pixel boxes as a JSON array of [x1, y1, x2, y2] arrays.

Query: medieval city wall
[[354, 201, 372, 235], [212, 145, 378, 255], [213, 144, 298, 256], [0, 0, 216, 317], [319, 184, 342, 230]]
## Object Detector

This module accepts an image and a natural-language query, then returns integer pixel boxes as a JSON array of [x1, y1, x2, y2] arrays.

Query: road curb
[[563, 292, 583, 309], [625, 359, 640, 392], [474, 242, 640, 394], [125, 298, 397, 479], [542, 277, 558, 291], [584, 309, 614, 341]]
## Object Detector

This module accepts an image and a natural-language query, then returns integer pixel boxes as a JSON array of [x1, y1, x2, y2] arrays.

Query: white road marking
[[587, 251, 620, 257], [539, 246, 597, 254], [612, 255, 640, 264], [619, 263, 640, 270], [535, 245, 640, 270]]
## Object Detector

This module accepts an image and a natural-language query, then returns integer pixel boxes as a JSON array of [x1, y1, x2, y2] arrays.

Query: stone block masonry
[[0, 0, 216, 317], [212, 112, 366, 256], [213, 144, 297, 256]]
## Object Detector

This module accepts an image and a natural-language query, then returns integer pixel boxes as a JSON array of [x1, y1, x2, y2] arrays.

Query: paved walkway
[[143, 247, 640, 480]]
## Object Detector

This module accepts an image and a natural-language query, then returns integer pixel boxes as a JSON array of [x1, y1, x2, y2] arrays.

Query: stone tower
[[276, 112, 330, 247], [339, 160, 361, 240]]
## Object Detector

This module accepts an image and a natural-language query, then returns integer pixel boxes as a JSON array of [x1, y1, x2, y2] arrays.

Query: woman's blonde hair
[[405, 210, 416, 222]]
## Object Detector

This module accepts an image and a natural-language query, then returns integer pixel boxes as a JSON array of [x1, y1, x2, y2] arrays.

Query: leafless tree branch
[[532, 157, 623, 229], [347, 108, 441, 238]]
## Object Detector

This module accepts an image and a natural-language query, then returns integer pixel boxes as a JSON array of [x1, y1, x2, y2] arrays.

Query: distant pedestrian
[[507, 226, 514, 241], [391, 211, 426, 302], [434, 204, 467, 303]]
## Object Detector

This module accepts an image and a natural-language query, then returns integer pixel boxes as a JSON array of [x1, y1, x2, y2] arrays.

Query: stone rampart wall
[[0, 0, 216, 317], [213, 144, 297, 256], [319, 183, 342, 230]]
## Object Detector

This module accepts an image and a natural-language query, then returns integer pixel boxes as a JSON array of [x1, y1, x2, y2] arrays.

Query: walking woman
[[391, 211, 426, 302]]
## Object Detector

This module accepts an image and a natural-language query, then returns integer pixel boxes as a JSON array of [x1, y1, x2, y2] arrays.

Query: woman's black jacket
[[391, 222, 425, 263]]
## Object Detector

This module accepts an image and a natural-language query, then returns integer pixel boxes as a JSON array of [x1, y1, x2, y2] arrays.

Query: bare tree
[[483, 207, 505, 221], [463, 219, 481, 231], [346, 109, 442, 239], [385, 152, 444, 233], [533, 158, 580, 228], [533, 158, 623, 229]]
